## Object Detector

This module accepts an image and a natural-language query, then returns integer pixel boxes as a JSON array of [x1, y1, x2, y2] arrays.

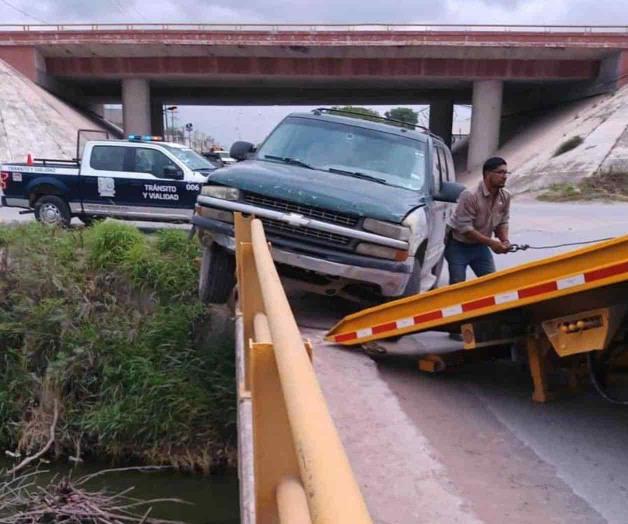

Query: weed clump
[[538, 170, 628, 202], [0, 222, 235, 472], [553, 135, 584, 157]]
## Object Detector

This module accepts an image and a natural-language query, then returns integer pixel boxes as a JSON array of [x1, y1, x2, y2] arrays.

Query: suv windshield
[[257, 116, 427, 191], [162, 145, 214, 171]]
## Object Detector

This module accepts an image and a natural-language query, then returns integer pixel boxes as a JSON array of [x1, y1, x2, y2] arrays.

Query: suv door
[[422, 144, 450, 289]]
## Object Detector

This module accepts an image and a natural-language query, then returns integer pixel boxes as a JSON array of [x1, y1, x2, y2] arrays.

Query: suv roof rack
[[312, 107, 444, 142]]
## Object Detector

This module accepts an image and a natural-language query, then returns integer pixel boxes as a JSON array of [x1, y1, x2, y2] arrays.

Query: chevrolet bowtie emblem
[[285, 212, 309, 227]]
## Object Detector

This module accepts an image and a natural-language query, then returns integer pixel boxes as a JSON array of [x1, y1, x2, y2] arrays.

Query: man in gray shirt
[[446, 156, 512, 286]]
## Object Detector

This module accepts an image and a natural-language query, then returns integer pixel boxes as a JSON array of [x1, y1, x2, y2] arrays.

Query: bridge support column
[[122, 78, 151, 136], [150, 102, 164, 137], [429, 100, 453, 147], [467, 80, 503, 170]]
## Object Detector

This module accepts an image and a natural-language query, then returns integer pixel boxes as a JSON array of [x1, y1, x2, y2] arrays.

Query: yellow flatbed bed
[[327, 235, 628, 346]]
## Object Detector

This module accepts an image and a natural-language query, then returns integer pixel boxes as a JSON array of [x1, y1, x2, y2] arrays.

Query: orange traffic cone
[[26, 154, 33, 165]]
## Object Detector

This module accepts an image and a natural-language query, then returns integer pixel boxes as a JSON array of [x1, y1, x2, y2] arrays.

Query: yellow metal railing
[[234, 213, 372, 524]]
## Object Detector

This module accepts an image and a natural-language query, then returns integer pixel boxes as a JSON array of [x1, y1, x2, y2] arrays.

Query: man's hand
[[489, 239, 510, 254]]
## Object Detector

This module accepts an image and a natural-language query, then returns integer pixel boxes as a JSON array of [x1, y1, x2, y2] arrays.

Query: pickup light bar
[[127, 135, 164, 142]]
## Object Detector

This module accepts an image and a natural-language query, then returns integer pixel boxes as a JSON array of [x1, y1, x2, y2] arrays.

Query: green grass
[[0, 221, 235, 472], [538, 171, 628, 202]]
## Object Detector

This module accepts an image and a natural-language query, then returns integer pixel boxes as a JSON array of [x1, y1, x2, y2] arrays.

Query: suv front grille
[[243, 192, 359, 227], [260, 217, 352, 246]]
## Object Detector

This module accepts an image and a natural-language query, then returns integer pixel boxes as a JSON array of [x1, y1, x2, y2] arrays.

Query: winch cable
[[587, 348, 628, 405], [508, 237, 616, 253]]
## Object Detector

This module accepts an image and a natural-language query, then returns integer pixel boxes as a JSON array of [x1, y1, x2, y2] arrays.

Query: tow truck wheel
[[34, 195, 71, 227], [198, 243, 236, 304]]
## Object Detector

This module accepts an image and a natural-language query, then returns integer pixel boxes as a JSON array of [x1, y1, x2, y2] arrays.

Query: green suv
[[193, 108, 463, 303]]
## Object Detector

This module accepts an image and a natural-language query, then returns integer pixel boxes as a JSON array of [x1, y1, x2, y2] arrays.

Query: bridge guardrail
[[233, 213, 372, 524], [0, 23, 627, 33]]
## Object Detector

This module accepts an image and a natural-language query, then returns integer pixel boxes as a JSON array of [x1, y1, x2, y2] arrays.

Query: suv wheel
[[198, 243, 236, 304], [34, 195, 71, 227]]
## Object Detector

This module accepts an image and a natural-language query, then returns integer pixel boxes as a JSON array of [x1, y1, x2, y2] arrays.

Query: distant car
[[204, 150, 237, 166], [201, 153, 224, 169]]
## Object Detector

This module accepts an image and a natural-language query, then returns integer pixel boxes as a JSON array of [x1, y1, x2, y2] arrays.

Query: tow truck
[[0, 131, 217, 226], [327, 236, 628, 403]]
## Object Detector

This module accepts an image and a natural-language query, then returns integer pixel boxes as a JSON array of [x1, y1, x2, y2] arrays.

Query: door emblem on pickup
[[98, 177, 116, 197]]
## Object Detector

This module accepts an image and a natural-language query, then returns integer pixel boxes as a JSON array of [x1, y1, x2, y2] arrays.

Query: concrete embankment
[[459, 85, 628, 195], [0, 59, 112, 163]]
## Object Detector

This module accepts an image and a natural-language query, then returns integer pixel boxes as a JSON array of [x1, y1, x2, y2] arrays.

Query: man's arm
[[464, 229, 508, 253], [494, 193, 511, 248], [495, 224, 509, 244]]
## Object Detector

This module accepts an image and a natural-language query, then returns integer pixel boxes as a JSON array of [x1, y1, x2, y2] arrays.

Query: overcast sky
[[3, 0, 626, 26], [1, 0, 626, 146]]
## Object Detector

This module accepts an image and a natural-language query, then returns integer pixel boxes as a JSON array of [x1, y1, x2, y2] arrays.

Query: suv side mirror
[[434, 181, 465, 203], [230, 141, 255, 161], [163, 165, 184, 180]]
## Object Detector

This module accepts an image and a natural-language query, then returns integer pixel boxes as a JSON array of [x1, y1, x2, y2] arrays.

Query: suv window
[[90, 146, 127, 171], [258, 117, 427, 191], [432, 148, 443, 191], [133, 148, 178, 178], [444, 149, 456, 182], [436, 147, 449, 183]]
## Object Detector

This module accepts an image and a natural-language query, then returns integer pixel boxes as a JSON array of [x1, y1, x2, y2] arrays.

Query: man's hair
[[482, 157, 507, 175]]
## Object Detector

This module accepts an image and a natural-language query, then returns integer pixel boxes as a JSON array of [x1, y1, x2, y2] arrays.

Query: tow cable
[[588, 346, 628, 405], [507, 237, 615, 253]]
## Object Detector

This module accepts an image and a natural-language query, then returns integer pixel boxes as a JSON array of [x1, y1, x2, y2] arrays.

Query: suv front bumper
[[192, 214, 413, 297]]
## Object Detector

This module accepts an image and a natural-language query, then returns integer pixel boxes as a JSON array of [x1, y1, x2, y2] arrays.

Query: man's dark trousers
[[444, 237, 496, 285]]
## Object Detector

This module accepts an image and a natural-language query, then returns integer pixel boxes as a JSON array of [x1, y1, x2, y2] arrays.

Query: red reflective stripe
[[518, 281, 557, 299], [372, 321, 397, 335], [585, 261, 628, 283], [335, 332, 357, 343], [414, 310, 443, 324], [462, 296, 495, 312]]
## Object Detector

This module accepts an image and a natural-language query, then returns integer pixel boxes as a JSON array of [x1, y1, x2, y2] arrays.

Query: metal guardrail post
[[249, 218, 372, 524]]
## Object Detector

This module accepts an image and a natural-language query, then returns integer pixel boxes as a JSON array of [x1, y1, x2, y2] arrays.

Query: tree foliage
[[384, 107, 419, 128], [330, 106, 382, 122]]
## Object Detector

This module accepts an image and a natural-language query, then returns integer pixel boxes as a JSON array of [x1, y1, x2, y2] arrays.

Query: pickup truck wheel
[[34, 195, 71, 227], [199, 244, 236, 304]]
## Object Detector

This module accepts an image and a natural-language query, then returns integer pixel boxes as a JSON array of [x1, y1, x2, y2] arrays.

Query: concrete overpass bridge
[[1, 23, 627, 169]]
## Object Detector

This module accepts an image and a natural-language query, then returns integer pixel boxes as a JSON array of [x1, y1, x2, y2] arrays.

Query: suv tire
[[34, 195, 71, 227], [198, 243, 236, 304]]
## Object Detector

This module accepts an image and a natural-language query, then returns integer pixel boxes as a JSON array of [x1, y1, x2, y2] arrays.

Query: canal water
[[0, 459, 240, 523]]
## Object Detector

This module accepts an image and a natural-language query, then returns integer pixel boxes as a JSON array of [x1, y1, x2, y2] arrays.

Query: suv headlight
[[356, 243, 409, 261], [201, 185, 241, 201], [363, 218, 410, 241]]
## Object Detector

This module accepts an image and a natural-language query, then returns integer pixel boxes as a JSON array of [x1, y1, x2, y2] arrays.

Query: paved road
[[293, 199, 628, 524], [0, 205, 188, 232]]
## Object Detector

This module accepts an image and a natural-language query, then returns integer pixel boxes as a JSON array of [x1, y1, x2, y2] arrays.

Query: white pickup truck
[[0, 134, 216, 226]]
